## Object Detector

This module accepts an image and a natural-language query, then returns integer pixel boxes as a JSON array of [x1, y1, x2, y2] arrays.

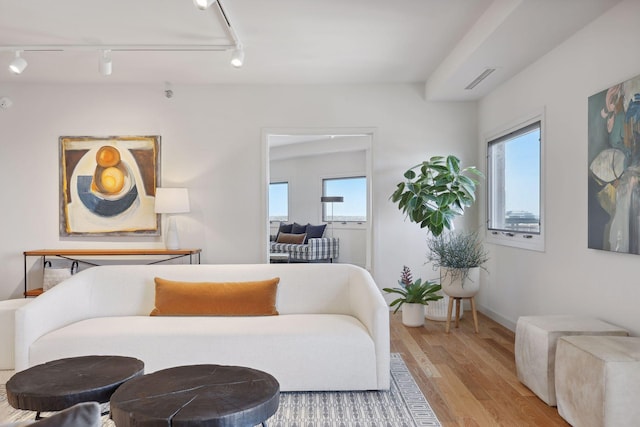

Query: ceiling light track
[[213, 0, 243, 66], [4, 0, 244, 76], [0, 44, 236, 52]]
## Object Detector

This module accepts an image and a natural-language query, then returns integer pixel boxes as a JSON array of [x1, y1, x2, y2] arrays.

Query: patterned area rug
[[0, 353, 440, 426]]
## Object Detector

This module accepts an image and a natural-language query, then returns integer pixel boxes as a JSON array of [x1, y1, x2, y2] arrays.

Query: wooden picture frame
[[59, 135, 161, 236]]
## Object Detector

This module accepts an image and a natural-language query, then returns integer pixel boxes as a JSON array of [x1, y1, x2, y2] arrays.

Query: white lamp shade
[[154, 188, 190, 214]]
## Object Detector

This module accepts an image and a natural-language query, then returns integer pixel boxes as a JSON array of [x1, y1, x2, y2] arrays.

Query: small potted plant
[[383, 266, 442, 327], [426, 231, 489, 298]]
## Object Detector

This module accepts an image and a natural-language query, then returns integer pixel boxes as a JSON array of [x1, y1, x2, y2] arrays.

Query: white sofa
[[14, 263, 390, 392]]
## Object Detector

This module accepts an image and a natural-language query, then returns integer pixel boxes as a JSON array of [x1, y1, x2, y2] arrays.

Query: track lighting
[[9, 51, 27, 75], [4, 0, 244, 76], [99, 50, 112, 76], [230, 45, 244, 68], [193, 0, 216, 10]]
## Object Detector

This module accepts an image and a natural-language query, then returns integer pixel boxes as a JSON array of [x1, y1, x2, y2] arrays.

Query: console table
[[23, 248, 201, 297]]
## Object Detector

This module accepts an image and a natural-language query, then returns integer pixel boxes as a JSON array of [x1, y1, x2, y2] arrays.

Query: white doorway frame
[[261, 127, 375, 273]]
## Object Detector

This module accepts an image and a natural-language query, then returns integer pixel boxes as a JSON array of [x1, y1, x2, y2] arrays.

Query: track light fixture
[[9, 51, 27, 75], [230, 45, 244, 68], [4, 0, 243, 76], [99, 50, 112, 76], [193, 0, 217, 10]]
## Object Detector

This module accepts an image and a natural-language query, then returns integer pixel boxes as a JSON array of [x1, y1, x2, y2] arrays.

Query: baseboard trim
[[476, 304, 516, 332]]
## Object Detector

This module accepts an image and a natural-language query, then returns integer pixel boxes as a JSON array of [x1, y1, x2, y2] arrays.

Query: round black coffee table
[[6, 355, 144, 419], [110, 364, 280, 427]]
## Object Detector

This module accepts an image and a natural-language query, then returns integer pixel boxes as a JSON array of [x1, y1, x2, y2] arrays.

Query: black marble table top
[[110, 364, 280, 427], [6, 355, 145, 412]]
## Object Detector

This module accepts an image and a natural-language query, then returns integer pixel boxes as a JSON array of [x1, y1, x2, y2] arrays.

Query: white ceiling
[[0, 0, 621, 100]]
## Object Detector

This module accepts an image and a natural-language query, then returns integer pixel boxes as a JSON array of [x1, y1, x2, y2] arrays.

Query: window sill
[[486, 230, 545, 252]]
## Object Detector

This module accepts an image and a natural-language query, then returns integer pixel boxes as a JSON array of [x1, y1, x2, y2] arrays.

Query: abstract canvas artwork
[[59, 135, 161, 236], [588, 74, 640, 253]]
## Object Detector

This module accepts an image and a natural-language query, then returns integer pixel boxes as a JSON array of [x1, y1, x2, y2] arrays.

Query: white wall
[[477, 0, 640, 334], [0, 83, 477, 300], [270, 150, 367, 267]]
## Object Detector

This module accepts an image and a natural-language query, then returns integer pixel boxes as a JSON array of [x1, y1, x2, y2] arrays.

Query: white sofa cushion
[[29, 314, 378, 391]]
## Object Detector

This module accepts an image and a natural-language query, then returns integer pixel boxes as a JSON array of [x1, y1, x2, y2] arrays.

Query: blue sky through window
[[269, 182, 288, 221], [504, 129, 540, 216], [323, 177, 367, 221]]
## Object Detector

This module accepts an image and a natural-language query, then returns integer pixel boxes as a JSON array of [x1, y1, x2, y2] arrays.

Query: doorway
[[262, 128, 374, 272]]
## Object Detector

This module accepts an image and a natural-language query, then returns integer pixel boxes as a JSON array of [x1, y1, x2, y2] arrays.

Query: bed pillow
[[276, 232, 306, 244], [150, 277, 279, 316]]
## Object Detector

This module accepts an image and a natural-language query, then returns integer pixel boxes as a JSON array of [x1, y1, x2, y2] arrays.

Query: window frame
[[485, 112, 545, 252], [268, 181, 289, 223], [321, 176, 367, 224]]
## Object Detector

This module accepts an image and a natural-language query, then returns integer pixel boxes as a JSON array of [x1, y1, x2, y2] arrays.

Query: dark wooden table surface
[[7, 355, 144, 418], [110, 364, 280, 427]]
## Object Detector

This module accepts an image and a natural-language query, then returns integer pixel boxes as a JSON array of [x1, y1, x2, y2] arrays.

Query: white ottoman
[[556, 336, 640, 427], [0, 298, 31, 369], [515, 315, 628, 406]]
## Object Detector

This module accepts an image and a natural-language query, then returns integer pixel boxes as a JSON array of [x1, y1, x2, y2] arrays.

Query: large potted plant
[[390, 155, 482, 237], [390, 154, 484, 320], [426, 231, 489, 297], [383, 266, 442, 327]]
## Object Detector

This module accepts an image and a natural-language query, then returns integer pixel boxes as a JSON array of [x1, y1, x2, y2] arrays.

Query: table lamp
[[154, 188, 190, 249]]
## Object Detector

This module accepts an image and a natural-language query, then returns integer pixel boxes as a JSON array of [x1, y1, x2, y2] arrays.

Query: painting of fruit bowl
[[59, 135, 160, 236]]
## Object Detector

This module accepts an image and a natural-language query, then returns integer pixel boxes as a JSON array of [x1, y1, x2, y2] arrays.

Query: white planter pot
[[425, 291, 463, 321], [440, 267, 480, 298], [401, 303, 425, 327]]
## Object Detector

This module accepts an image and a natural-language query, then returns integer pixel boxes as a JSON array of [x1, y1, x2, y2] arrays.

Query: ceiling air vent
[[465, 68, 496, 90]]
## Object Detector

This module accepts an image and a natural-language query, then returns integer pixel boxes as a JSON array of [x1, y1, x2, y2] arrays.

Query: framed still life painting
[[588, 74, 640, 253], [59, 135, 161, 236]]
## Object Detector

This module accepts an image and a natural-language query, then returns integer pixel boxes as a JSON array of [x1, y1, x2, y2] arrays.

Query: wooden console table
[[23, 249, 201, 297]]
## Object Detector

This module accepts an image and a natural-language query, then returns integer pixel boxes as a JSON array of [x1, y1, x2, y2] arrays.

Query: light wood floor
[[390, 310, 570, 427]]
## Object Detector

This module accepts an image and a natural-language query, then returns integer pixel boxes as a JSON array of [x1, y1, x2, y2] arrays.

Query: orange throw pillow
[[276, 232, 306, 244], [150, 277, 279, 316]]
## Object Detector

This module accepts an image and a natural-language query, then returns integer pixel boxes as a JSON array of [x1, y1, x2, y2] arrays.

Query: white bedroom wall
[[0, 83, 477, 300], [476, 0, 640, 334]]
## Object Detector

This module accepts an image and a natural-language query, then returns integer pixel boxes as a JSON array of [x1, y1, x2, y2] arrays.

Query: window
[[322, 176, 367, 222], [487, 118, 544, 251], [269, 182, 288, 222]]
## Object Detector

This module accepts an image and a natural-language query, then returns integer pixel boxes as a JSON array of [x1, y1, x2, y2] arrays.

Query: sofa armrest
[[346, 266, 390, 390], [306, 238, 339, 260], [14, 271, 94, 372]]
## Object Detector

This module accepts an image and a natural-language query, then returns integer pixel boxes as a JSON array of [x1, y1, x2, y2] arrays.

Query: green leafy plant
[[390, 155, 483, 236], [426, 231, 489, 284], [383, 266, 442, 313]]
